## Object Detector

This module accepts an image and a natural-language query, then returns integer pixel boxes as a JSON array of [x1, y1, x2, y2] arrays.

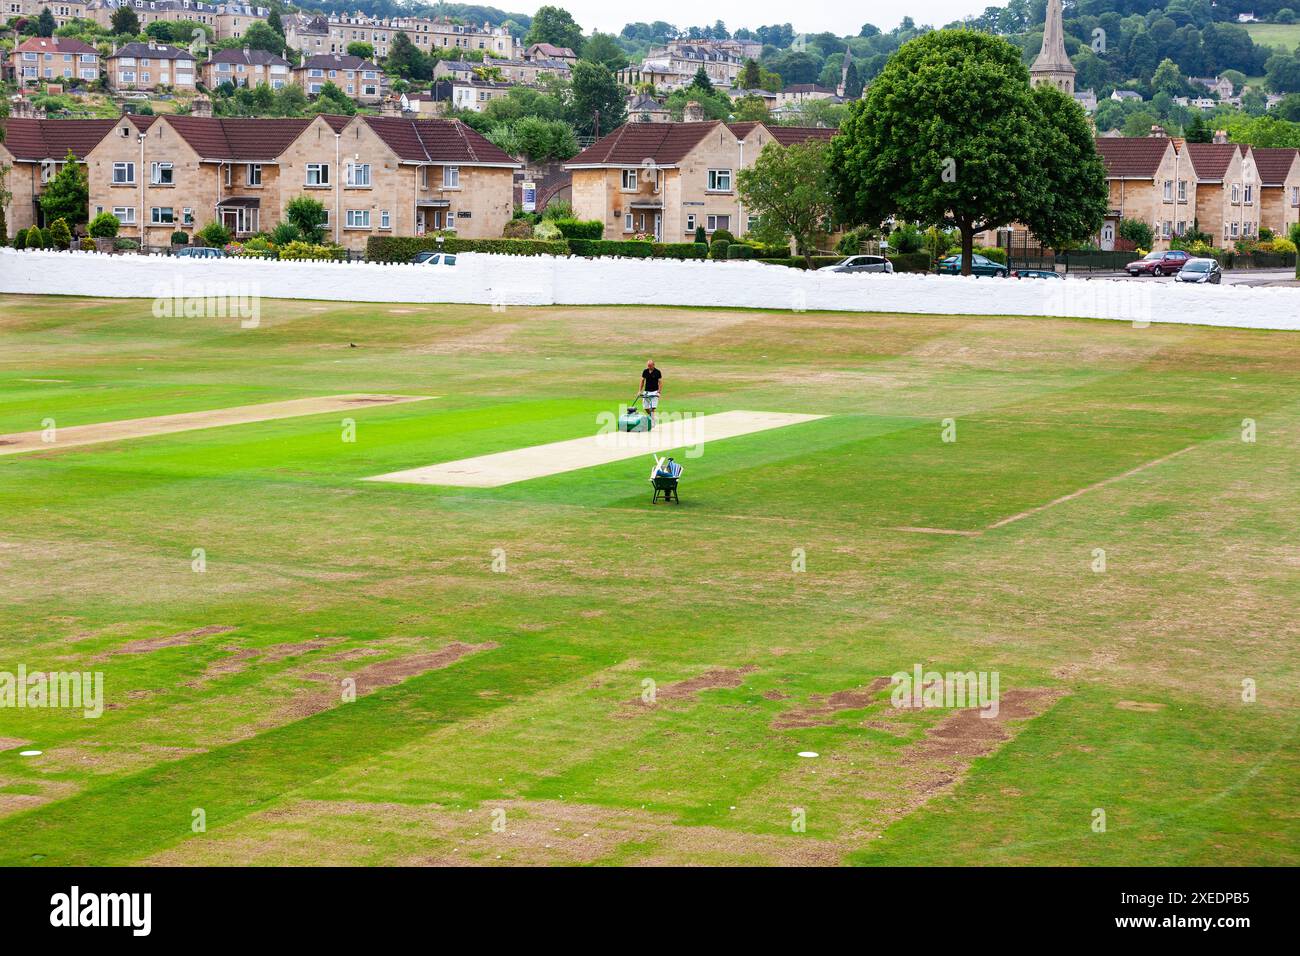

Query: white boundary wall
[[2, 249, 1297, 331]]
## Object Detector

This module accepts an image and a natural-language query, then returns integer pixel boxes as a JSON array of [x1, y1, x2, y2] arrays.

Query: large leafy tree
[[1024, 85, 1109, 251], [738, 140, 837, 268], [241, 21, 285, 56], [37, 6, 55, 36], [386, 32, 429, 80], [109, 6, 139, 35], [526, 6, 583, 53], [580, 32, 627, 71], [567, 61, 625, 138], [39, 151, 89, 227], [831, 29, 1105, 275]]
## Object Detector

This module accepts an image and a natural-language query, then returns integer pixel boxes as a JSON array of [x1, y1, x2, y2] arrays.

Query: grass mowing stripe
[[0, 637, 610, 866]]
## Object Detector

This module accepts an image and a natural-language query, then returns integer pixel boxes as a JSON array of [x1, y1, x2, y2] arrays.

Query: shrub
[[284, 196, 327, 243], [268, 222, 300, 246], [12, 229, 26, 250], [26, 226, 46, 249], [973, 245, 1007, 265], [1271, 236, 1297, 254], [567, 239, 654, 257], [726, 243, 754, 260], [113, 238, 140, 251], [755, 256, 843, 270], [541, 200, 574, 221], [650, 243, 708, 259], [887, 252, 933, 273], [195, 221, 232, 248], [171, 230, 189, 245], [500, 218, 534, 239], [79, 237, 96, 251], [711, 228, 734, 245], [277, 241, 346, 261], [48, 218, 72, 250], [87, 211, 120, 239], [710, 238, 729, 260], [533, 220, 562, 241], [1118, 218, 1154, 251], [237, 236, 278, 258], [889, 222, 925, 253], [365, 236, 569, 262], [550, 218, 604, 240], [694, 225, 707, 244]]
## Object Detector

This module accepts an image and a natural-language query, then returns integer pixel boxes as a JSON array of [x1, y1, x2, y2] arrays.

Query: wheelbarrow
[[649, 456, 682, 504]]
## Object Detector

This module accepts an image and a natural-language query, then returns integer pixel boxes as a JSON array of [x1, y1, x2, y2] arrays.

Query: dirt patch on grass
[[143, 796, 844, 867], [772, 677, 892, 729], [274, 641, 499, 722], [0, 738, 31, 752], [100, 625, 237, 658], [184, 637, 347, 686], [1115, 700, 1166, 712], [619, 665, 758, 715]]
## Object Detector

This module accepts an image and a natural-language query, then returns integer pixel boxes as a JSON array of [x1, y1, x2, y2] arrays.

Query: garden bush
[[48, 218, 72, 250], [567, 239, 654, 257], [171, 230, 189, 245], [365, 236, 569, 262], [87, 212, 120, 239], [710, 238, 730, 259], [79, 238, 96, 251], [726, 243, 754, 260], [277, 241, 346, 261], [12, 229, 26, 250], [550, 218, 604, 240]]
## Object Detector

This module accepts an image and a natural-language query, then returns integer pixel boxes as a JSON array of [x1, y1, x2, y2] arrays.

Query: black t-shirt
[[642, 367, 662, 391]]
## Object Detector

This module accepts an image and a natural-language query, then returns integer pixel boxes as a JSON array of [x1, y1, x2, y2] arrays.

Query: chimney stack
[[191, 95, 213, 117], [683, 100, 706, 123], [1212, 129, 1229, 144]]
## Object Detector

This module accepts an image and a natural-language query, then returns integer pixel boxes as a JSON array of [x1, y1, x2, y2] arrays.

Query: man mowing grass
[[639, 360, 663, 426]]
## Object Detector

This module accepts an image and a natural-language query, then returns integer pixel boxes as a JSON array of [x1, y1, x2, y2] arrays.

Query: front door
[[1100, 221, 1115, 251], [221, 209, 239, 235], [416, 210, 425, 236]]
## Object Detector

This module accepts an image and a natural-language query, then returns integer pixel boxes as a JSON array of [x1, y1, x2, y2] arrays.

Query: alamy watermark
[[890, 664, 1000, 718], [151, 275, 261, 328], [0, 666, 104, 718]]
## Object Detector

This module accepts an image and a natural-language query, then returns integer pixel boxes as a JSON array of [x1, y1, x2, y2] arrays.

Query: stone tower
[[1030, 0, 1076, 94]]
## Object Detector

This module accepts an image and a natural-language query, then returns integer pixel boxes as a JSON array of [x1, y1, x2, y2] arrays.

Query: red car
[[1126, 249, 1192, 277]]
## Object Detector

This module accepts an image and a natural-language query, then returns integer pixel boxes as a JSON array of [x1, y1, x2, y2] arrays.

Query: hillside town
[[3, 1, 1300, 270]]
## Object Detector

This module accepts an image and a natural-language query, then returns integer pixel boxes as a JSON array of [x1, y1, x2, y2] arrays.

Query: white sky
[[550, 1, 991, 36]]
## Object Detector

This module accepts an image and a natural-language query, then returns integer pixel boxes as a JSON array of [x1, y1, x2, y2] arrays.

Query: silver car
[[827, 254, 894, 274], [1174, 258, 1222, 284]]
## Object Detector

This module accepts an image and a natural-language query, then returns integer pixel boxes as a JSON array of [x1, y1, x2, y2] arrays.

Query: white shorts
[[642, 391, 660, 410]]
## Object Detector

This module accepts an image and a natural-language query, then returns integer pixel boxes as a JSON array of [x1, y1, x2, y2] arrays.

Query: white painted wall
[[2, 249, 1297, 331]]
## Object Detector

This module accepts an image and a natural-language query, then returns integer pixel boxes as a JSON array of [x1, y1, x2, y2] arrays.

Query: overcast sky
[[552, 1, 992, 36]]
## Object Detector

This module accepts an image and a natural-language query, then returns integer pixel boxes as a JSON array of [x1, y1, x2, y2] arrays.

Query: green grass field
[[1, 295, 1297, 866], [1244, 22, 1300, 51]]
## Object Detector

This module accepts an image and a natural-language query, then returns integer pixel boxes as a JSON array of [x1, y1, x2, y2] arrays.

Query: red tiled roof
[[1248, 146, 1300, 186], [109, 42, 196, 61], [1093, 136, 1172, 179], [566, 121, 723, 166], [300, 54, 380, 71], [0, 117, 137, 161], [208, 48, 291, 67], [163, 115, 315, 161], [726, 121, 762, 139], [15, 37, 98, 55], [1184, 142, 1238, 182], [763, 125, 836, 146], [361, 117, 520, 165]]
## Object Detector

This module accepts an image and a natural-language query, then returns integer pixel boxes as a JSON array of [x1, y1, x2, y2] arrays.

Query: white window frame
[[621, 168, 638, 190], [624, 212, 634, 233], [112, 161, 135, 184], [1163, 179, 1172, 201], [1243, 184, 1253, 205], [706, 214, 730, 232], [150, 206, 175, 225], [150, 161, 174, 185], [112, 206, 136, 224], [443, 166, 460, 188], [380, 209, 391, 229], [346, 162, 371, 187], [707, 168, 732, 192], [685, 213, 695, 233], [246, 163, 262, 186], [345, 209, 371, 228], [306, 163, 330, 186]]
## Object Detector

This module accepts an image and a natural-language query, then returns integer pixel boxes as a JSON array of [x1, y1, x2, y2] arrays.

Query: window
[[112, 162, 135, 184], [420, 166, 429, 188], [346, 209, 371, 228], [624, 212, 634, 233], [1231, 184, 1240, 203], [346, 163, 371, 187], [706, 214, 730, 232], [1176, 221, 1186, 236], [380, 210, 391, 229], [306, 163, 330, 186], [224, 163, 232, 187], [150, 162, 173, 185], [707, 169, 732, 192], [621, 168, 639, 190], [443, 166, 460, 188], [1244, 184, 1253, 204], [685, 213, 696, 233], [1163, 180, 1172, 201], [246, 164, 261, 186], [112, 206, 136, 224], [1231, 220, 1239, 237], [1292, 186, 1299, 206], [1177, 180, 1187, 202], [1161, 220, 1171, 238], [182, 208, 194, 225], [151, 207, 175, 225]]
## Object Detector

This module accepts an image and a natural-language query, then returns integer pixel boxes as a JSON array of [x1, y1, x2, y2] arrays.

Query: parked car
[[1174, 257, 1222, 284], [1012, 268, 1064, 279], [1125, 249, 1191, 277], [826, 254, 894, 274], [935, 254, 1009, 277], [174, 247, 226, 259], [411, 252, 457, 266]]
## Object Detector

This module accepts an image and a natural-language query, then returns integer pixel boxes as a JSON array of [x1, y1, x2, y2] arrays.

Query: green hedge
[[755, 256, 844, 270], [726, 243, 754, 260], [567, 239, 654, 257], [650, 243, 708, 259], [888, 252, 932, 273], [550, 218, 604, 241], [366, 235, 569, 261]]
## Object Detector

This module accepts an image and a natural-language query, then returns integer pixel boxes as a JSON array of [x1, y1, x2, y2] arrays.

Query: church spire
[[1030, 0, 1076, 94]]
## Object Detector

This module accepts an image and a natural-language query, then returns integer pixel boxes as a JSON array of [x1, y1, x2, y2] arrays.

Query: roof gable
[[1093, 136, 1173, 179], [358, 117, 520, 166], [1184, 142, 1240, 182], [1248, 146, 1300, 186], [566, 121, 724, 167]]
